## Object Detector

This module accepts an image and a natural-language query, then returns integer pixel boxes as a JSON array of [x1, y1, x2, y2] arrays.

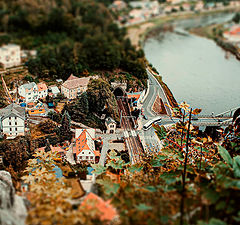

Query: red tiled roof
[[37, 83, 48, 92], [81, 192, 117, 222], [230, 27, 240, 35]]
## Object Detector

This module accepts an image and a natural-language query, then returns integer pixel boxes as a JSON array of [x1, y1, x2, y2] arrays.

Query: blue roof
[[48, 103, 54, 107]]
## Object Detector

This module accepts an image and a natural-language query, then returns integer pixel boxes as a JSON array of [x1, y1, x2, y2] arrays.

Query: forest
[[0, 0, 147, 81]]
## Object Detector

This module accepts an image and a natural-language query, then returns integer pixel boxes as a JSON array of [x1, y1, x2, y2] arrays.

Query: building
[[0, 103, 25, 138], [48, 85, 60, 97], [18, 82, 39, 103], [195, 1, 204, 11], [75, 128, 100, 163], [37, 83, 48, 99], [223, 25, 240, 42], [61, 75, 91, 99], [167, 0, 184, 4], [110, 0, 127, 11], [105, 117, 117, 134], [0, 44, 21, 69]]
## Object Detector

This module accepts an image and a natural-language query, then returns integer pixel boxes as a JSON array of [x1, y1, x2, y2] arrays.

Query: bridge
[[165, 106, 239, 127]]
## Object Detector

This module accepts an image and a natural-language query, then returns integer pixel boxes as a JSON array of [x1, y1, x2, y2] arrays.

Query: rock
[[0, 170, 27, 225]]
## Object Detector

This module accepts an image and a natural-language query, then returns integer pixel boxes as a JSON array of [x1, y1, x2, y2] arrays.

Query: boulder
[[0, 170, 27, 225]]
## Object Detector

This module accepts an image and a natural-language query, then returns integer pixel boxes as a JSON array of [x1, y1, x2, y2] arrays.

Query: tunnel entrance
[[113, 87, 124, 97]]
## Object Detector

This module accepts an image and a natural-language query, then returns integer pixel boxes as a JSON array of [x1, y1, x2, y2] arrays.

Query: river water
[[144, 13, 240, 115]]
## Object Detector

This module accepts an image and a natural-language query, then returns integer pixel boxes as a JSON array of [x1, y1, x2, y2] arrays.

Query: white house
[[49, 85, 60, 97], [18, 82, 39, 103], [37, 83, 48, 99], [105, 117, 117, 134], [0, 44, 21, 69], [0, 103, 25, 138], [75, 128, 100, 163]]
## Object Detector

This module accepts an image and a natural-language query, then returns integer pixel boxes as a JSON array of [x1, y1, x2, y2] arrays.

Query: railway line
[[117, 97, 144, 164]]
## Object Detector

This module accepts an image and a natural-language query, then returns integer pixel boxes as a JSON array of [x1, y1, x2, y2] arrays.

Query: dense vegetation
[[0, 0, 147, 81], [64, 78, 119, 129]]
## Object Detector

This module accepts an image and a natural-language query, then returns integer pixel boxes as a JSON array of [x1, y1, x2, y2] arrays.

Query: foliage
[[59, 110, 72, 142], [87, 78, 119, 122], [232, 12, 240, 23], [92, 104, 240, 225], [0, 0, 146, 81], [22, 150, 103, 225], [47, 111, 61, 123], [38, 119, 57, 134], [0, 136, 33, 185]]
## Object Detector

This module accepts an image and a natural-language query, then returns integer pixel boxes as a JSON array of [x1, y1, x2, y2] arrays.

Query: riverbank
[[190, 24, 240, 61], [127, 7, 240, 49]]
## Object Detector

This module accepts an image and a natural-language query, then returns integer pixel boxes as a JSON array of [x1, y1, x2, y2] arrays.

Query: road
[[141, 68, 172, 153]]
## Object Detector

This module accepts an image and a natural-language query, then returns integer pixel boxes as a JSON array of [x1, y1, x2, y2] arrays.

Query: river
[[144, 12, 240, 115]]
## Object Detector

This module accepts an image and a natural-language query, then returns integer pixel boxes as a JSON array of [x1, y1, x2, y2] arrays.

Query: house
[[18, 82, 39, 103], [0, 103, 25, 138], [0, 44, 21, 69], [167, 0, 184, 5], [61, 74, 91, 99], [80, 192, 118, 222], [110, 0, 127, 11], [105, 117, 117, 134], [129, 9, 144, 19], [195, 1, 204, 11], [37, 83, 48, 99], [48, 85, 60, 97], [75, 128, 100, 163], [182, 3, 191, 11], [223, 25, 240, 42]]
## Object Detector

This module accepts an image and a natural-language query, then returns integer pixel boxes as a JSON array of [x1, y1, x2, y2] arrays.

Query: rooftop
[[37, 83, 48, 92], [62, 74, 90, 90], [0, 103, 25, 120]]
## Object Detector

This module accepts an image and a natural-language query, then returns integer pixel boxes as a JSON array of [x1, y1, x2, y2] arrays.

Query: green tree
[[59, 110, 72, 142]]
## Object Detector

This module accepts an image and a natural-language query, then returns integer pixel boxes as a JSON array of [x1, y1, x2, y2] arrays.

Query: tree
[[59, 110, 72, 142], [232, 12, 240, 23], [87, 78, 119, 122]]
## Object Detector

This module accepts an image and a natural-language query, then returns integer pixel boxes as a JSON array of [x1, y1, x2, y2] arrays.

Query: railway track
[[117, 97, 144, 164]]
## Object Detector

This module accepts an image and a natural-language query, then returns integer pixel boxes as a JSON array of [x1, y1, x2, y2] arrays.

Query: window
[[86, 156, 89, 159], [15, 122, 17, 125], [9, 122, 11, 125], [10, 128, 12, 131], [15, 128, 17, 131], [90, 156, 93, 159], [15, 117, 17, 120], [79, 156, 82, 159], [9, 117, 11, 120], [82, 152, 84, 154]]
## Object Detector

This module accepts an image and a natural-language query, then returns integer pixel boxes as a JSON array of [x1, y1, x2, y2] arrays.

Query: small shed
[[105, 117, 117, 134]]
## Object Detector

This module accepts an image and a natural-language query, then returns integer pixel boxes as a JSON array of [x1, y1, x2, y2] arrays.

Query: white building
[[0, 103, 25, 138], [75, 128, 100, 163], [18, 82, 39, 103], [0, 44, 21, 69], [105, 117, 117, 134], [37, 83, 48, 99], [49, 86, 60, 97]]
